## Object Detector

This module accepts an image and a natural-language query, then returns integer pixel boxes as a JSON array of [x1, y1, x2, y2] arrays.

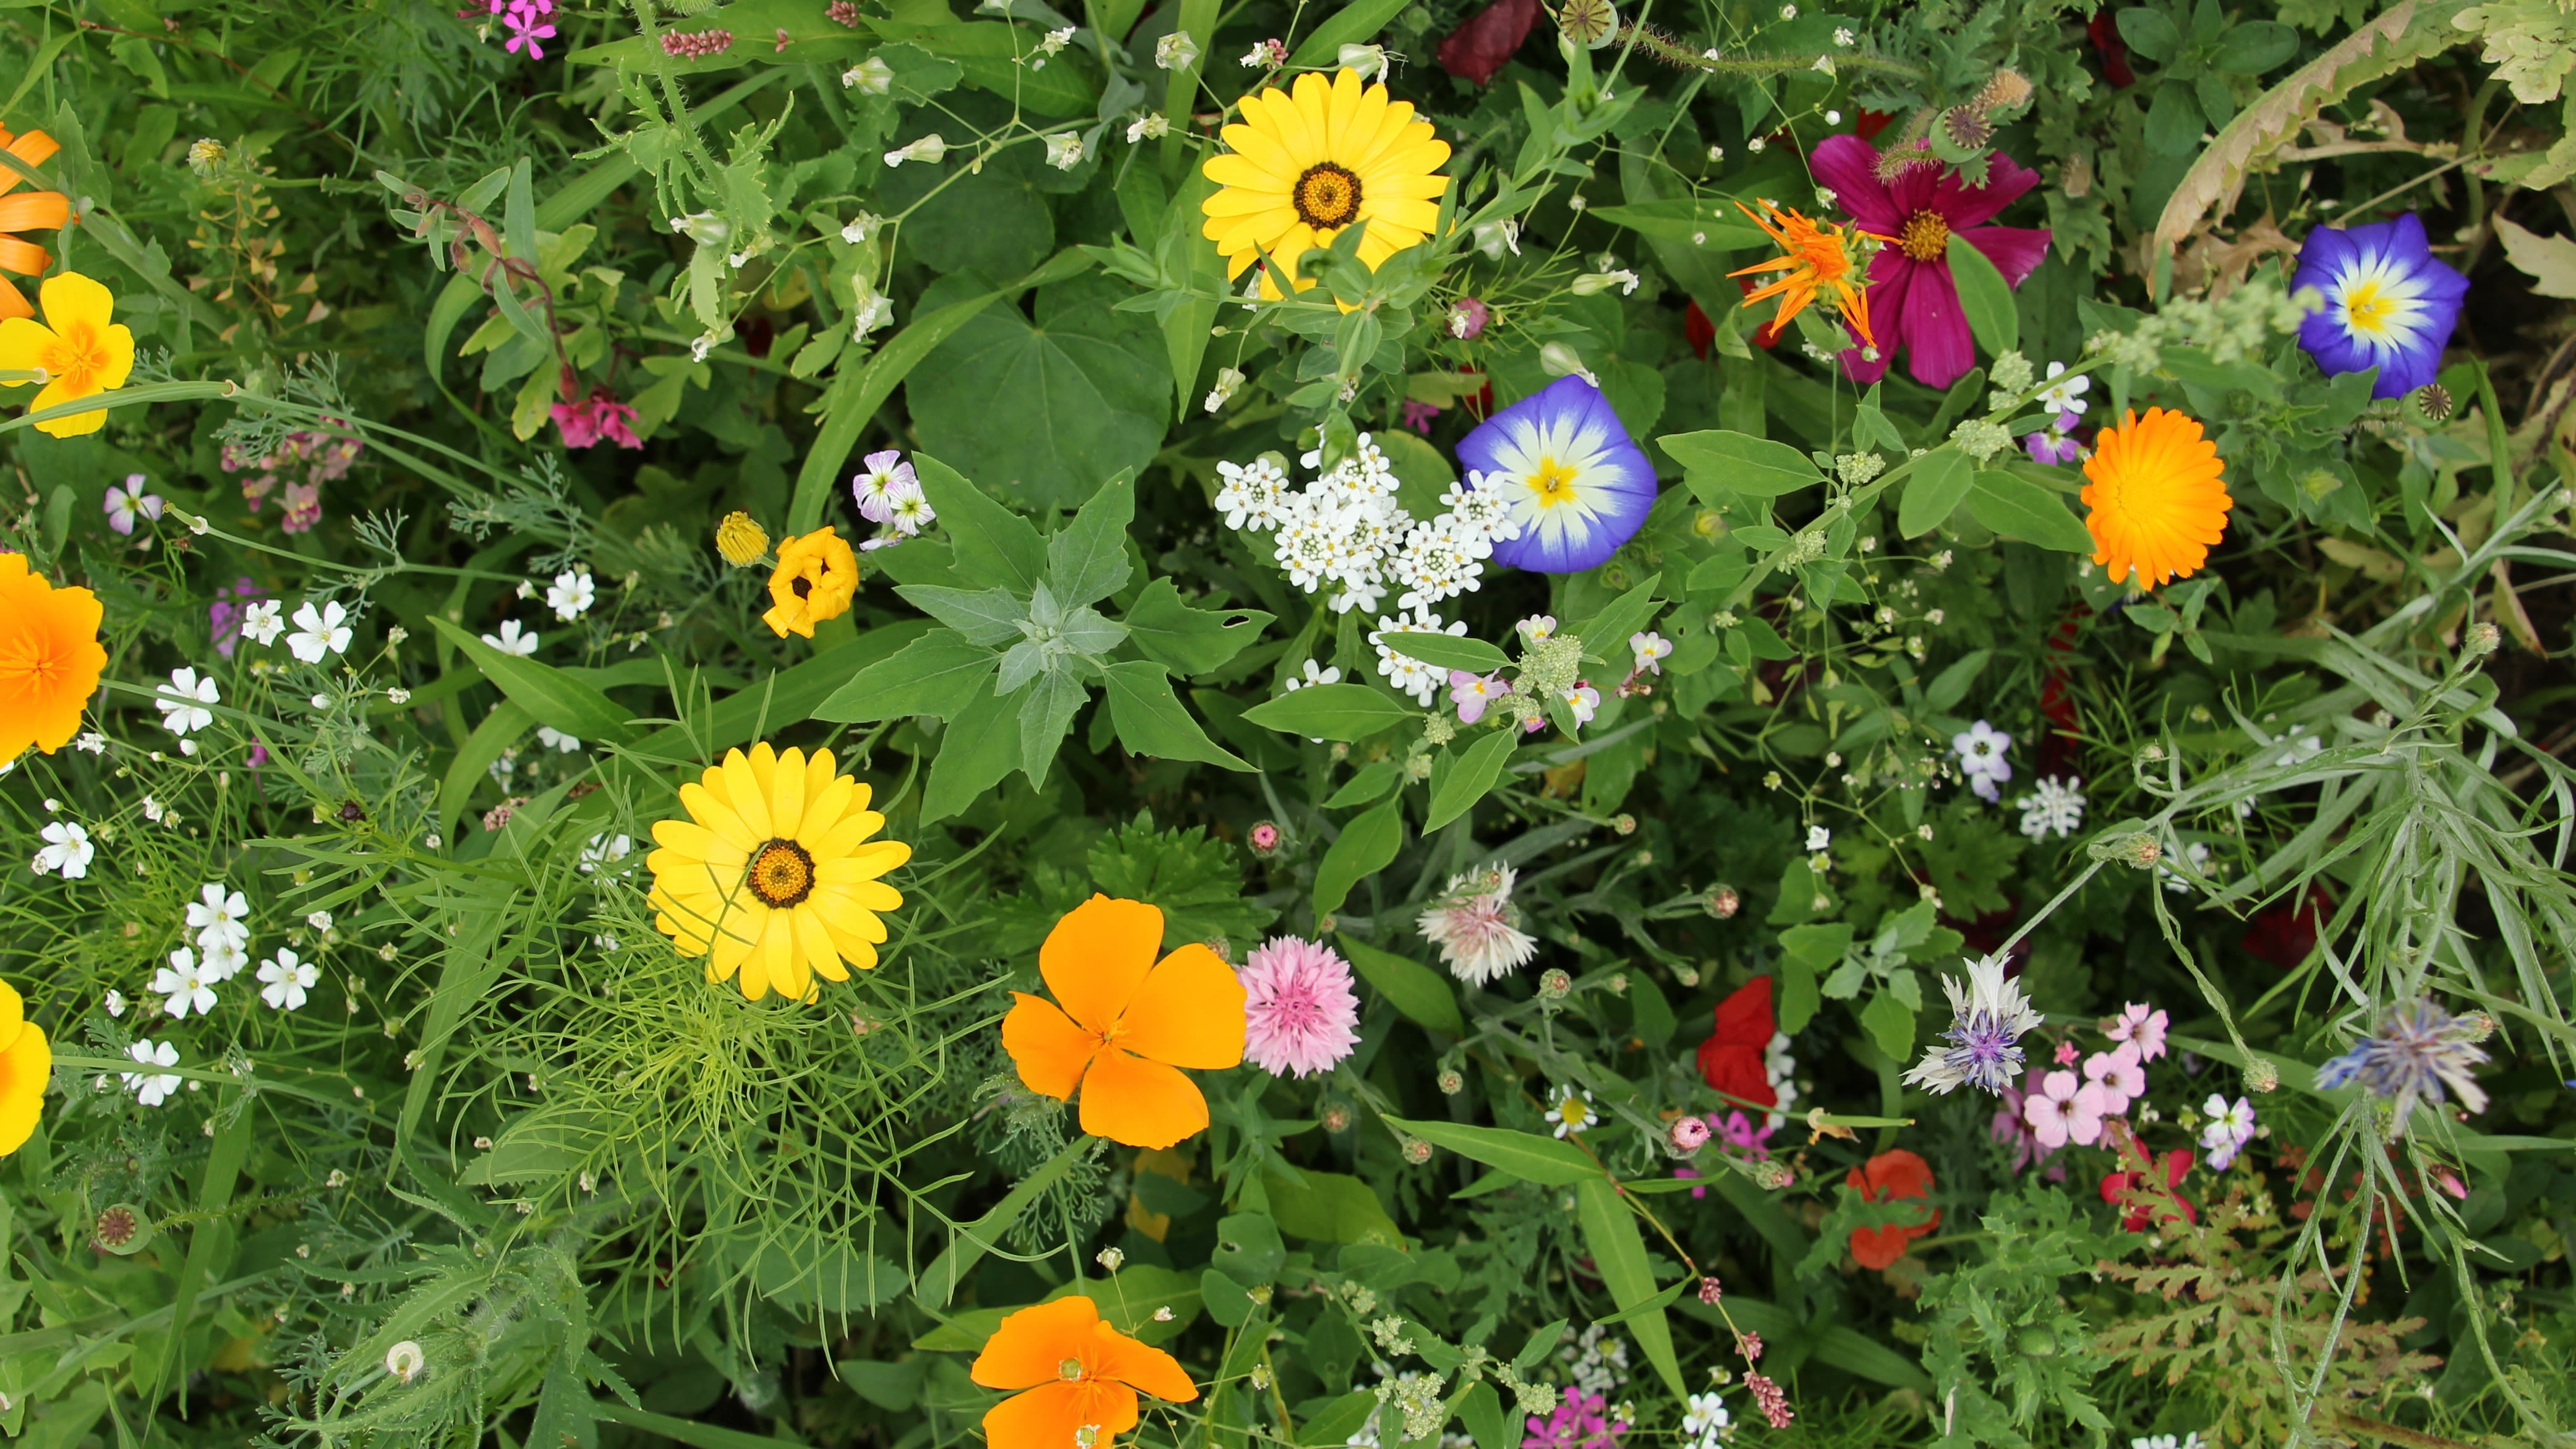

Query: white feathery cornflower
[[1903, 954, 2043, 1096], [2315, 998, 2491, 1137], [1417, 863, 1538, 987]]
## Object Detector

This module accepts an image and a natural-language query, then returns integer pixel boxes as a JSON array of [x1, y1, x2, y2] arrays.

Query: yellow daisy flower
[[646, 743, 911, 1002], [1200, 67, 1450, 299], [0, 271, 134, 439]]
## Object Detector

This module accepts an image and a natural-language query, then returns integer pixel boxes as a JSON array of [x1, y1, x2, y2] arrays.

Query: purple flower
[[1448, 296, 1489, 340], [2292, 212, 2467, 400], [1401, 398, 1442, 434], [853, 450, 919, 523], [1457, 375, 1657, 573], [1525, 1389, 1623, 1449], [2315, 996, 2491, 1136], [1237, 936, 1360, 1079], [104, 475, 163, 536], [2023, 410, 2083, 465], [502, 0, 556, 56], [1991, 1067, 2066, 1178]]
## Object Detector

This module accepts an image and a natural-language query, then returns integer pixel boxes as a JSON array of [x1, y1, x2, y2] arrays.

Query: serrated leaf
[[896, 584, 1029, 645], [1049, 471, 1138, 607]]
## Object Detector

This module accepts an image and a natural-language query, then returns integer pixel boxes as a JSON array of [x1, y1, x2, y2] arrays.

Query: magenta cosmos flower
[[1237, 936, 1360, 1078], [1809, 135, 2052, 390]]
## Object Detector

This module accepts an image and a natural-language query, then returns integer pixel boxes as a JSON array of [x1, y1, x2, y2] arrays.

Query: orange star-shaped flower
[[972, 1296, 1198, 1449], [1001, 895, 1247, 1150], [1729, 199, 1880, 351]]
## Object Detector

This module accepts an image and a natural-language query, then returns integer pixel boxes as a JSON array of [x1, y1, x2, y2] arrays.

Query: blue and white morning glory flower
[[2290, 212, 2468, 400], [1456, 375, 1656, 573]]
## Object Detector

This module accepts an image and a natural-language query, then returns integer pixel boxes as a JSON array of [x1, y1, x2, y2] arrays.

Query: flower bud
[[669, 212, 731, 246], [2465, 622, 2499, 658], [1753, 1159, 1794, 1189], [1538, 968, 1572, 999], [1437, 1068, 1464, 1095], [1703, 884, 1741, 919], [2244, 1057, 2279, 1094], [2088, 831, 2162, 869], [1671, 1116, 1711, 1152]]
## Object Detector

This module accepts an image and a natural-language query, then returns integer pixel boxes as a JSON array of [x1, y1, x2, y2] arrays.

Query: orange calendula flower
[[0, 977, 50, 1157], [971, 1296, 1197, 1449], [1002, 895, 1247, 1150], [2079, 407, 2232, 589], [0, 552, 108, 761], [1729, 200, 1879, 351], [762, 526, 859, 638], [0, 271, 134, 438], [0, 127, 71, 322]]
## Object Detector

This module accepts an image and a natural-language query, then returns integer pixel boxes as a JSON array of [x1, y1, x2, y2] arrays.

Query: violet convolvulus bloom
[[1903, 954, 2044, 1096], [2314, 996, 2492, 1138]]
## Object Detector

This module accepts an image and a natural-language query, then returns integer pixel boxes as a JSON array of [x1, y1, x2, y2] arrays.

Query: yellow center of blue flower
[[2344, 281, 2395, 336], [1528, 459, 1580, 507]]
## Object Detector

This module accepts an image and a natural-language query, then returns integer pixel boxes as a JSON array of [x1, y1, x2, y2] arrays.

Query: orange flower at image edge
[[0, 552, 108, 761], [0, 978, 50, 1156], [0, 127, 72, 321], [1846, 1148, 1940, 1271], [972, 1296, 1197, 1449], [1002, 895, 1247, 1150], [2080, 407, 2232, 589]]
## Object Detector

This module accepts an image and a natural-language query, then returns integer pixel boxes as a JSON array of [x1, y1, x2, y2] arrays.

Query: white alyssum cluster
[[1214, 435, 1523, 619]]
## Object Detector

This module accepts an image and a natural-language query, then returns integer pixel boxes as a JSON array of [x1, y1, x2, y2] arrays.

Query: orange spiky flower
[[0, 127, 72, 322], [1728, 199, 1881, 351]]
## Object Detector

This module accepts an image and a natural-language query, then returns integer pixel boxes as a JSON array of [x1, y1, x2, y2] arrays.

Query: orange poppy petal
[[1077, 1048, 1209, 1150], [0, 1020, 47, 1157], [1117, 945, 1247, 1071], [1088, 1322, 1198, 1403], [1039, 895, 1165, 1033], [973, 1296, 1103, 1390], [1002, 993, 1098, 1101], [0, 192, 68, 236]]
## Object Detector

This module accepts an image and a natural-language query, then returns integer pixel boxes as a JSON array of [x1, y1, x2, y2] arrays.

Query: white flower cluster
[[1214, 434, 1522, 620], [153, 883, 252, 1019]]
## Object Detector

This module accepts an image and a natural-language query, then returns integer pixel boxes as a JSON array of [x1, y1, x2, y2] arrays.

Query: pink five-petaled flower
[[2083, 1043, 2147, 1116], [1523, 1387, 1622, 1449], [2052, 1040, 2079, 1066], [1991, 1067, 2065, 1179], [1449, 669, 1506, 724], [2107, 1002, 2170, 1060], [1401, 398, 1442, 434], [1807, 134, 2052, 390], [1236, 936, 1360, 1079], [2024, 1068, 2109, 1149], [552, 388, 641, 449], [501, 0, 555, 57]]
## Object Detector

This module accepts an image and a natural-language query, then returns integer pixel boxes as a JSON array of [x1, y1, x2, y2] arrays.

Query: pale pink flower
[[2052, 1040, 2079, 1066], [1671, 1116, 1711, 1152], [2107, 1002, 2169, 1061], [2024, 1069, 2109, 1148], [1418, 864, 1538, 986], [2083, 1043, 2147, 1116], [1238, 936, 1360, 1079], [1449, 670, 1506, 724]]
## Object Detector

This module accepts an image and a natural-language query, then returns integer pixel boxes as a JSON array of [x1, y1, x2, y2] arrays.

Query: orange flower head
[[1002, 895, 1248, 1150], [0, 977, 49, 1157], [1729, 199, 1879, 351], [2079, 407, 2232, 590], [0, 552, 108, 761], [1845, 1147, 1939, 1271], [0, 127, 70, 322], [972, 1296, 1198, 1449]]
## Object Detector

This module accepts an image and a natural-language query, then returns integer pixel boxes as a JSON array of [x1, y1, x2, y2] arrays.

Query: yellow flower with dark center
[[0, 272, 134, 438], [762, 526, 858, 637], [715, 511, 768, 568], [1200, 68, 1449, 300], [646, 743, 911, 1002], [1729, 200, 1880, 351]]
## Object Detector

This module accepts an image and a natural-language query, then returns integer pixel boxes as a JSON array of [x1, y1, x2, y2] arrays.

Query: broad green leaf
[[427, 618, 634, 745], [1381, 1116, 1593, 1186], [1924, 648, 1994, 711], [1573, 1178, 1686, 1398], [1898, 448, 1974, 537], [2115, 7, 2181, 61], [1298, 1393, 1381, 1448], [895, 584, 1029, 646], [1966, 471, 2097, 554], [1241, 683, 1415, 741], [1947, 233, 2019, 356], [1423, 728, 1519, 832], [814, 630, 999, 722], [1287, 0, 1413, 65], [1263, 1165, 1406, 1246], [1574, 573, 1665, 665], [1336, 934, 1465, 1037], [912, 452, 1047, 592], [1122, 577, 1272, 675], [1324, 759, 1401, 808], [1380, 630, 1510, 675], [1585, 198, 1767, 250], [921, 702, 1021, 823], [1457, 1384, 1509, 1449], [1101, 661, 1253, 770], [1661, 429, 1825, 498], [1049, 471, 1138, 607], [1016, 669, 1088, 790], [1816, 1325, 1932, 1391], [1313, 799, 1404, 915], [1859, 989, 1918, 1063]]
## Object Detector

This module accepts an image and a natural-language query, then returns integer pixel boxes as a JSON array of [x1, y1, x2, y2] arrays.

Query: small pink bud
[[1671, 1117, 1712, 1152]]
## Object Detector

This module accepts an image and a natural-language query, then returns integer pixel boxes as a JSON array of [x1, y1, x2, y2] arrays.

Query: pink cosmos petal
[[1933, 151, 2044, 231], [1964, 224, 2053, 288], [1837, 253, 1923, 382], [1897, 260, 1977, 388], [1808, 135, 1903, 233]]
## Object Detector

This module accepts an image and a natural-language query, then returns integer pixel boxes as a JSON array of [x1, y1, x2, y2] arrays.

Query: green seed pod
[[95, 1203, 155, 1255], [2015, 1323, 2059, 1357]]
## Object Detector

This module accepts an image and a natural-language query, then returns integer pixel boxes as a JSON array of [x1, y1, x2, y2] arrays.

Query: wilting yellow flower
[[1200, 68, 1449, 300], [762, 526, 858, 637], [1729, 200, 1879, 351], [0, 272, 135, 438], [646, 743, 911, 1002], [715, 511, 768, 568]]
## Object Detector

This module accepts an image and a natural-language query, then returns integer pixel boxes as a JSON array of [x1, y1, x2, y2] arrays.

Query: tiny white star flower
[[153, 948, 219, 1018], [259, 948, 320, 1010], [155, 667, 219, 737], [286, 599, 354, 662], [480, 620, 540, 657], [124, 1039, 184, 1106], [545, 570, 596, 622], [241, 600, 285, 647], [34, 820, 94, 878]]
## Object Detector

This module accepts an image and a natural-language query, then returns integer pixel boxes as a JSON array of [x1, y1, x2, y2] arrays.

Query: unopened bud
[[1402, 1137, 1433, 1165], [1703, 884, 1741, 919], [1753, 1160, 1794, 1190], [2457, 1011, 2497, 1043], [1538, 968, 1572, 1000], [2245, 1058, 2279, 1094], [2465, 622, 2499, 658], [2089, 831, 2162, 869], [1437, 1068, 1464, 1095]]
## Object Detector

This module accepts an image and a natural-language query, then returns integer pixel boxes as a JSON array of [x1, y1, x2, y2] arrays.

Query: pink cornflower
[[1671, 1116, 1711, 1152], [1418, 864, 1537, 986], [2024, 1068, 2109, 1149], [1449, 670, 1506, 724], [1745, 1371, 1793, 1429], [552, 390, 642, 450], [2108, 1002, 2169, 1060], [1237, 936, 1360, 1079], [2083, 1043, 2146, 1116], [1401, 399, 1442, 434]]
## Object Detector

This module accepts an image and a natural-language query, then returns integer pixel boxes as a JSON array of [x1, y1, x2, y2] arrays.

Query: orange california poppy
[[2079, 406, 2232, 589], [1001, 895, 1247, 1150], [0, 977, 50, 1157], [0, 552, 108, 760], [0, 128, 70, 322], [1729, 199, 1880, 351], [1845, 1148, 1940, 1270], [971, 1296, 1198, 1449]]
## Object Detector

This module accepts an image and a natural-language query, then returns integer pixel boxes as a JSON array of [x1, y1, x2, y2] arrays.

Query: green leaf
[[1299, 1393, 1381, 1447], [1241, 683, 1415, 741], [1336, 934, 1465, 1037], [1815, 1326, 1932, 1391], [1457, 1383, 1510, 1449], [1122, 578, 1272, 675], [912, 1265, 1202, 1351], [1859, 989, 1918, 1063], [1101, 662, 1253, 770], [1573, 1178, 1686, 1397], [1049, 471, 1138, 607], [1947, 233, 2019, 356], [1585, 198, 1767, 250], [1574, 573, 1664, 665], [1381, 1116, 1593, 1186], [427, 618, 635, 745], [1287, 0, 1412, 66], [1898, 448, 1974, 538], [1661, 429, 1825, 498], [813, 629, 999, 722], [921, 702, 1021, 823], [1423, 728, 1519, 833], [1313, 798, 1405, 915], [912, 452, 1046, 592], [1263, 1165, 1407, 1246], [1965, 471, 2096, 553], [2213, 20, 2296, 72], [895, 584, 1029, 646], [2115, 6, 2181, 60], [1923, 648, 1993, 711], [1378, 630, 1510, 675], [1324, 760, 1401, 808], [1015, 669, 1088, 790]]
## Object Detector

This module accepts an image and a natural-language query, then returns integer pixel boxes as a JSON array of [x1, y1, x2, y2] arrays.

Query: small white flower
[[385, 1340, 427, 1383], [1629, 631, 1671, 676], [2038, 361, 2091, 416], [307, 910, 335, 933], [842, 55, 893, 93], [286, 599, 354, 663], [838, 212, 883, 245], [1805, 825, 1832, 852], [105, 989, 127, 1017], [1832, 25, 1853, 45], [545, 569, 596, 622], [1203, 365, 1245, 413], [259, 948, 319, 1010], [1281, 658, 1342, 691], [74, 732, 107, 754], [1044, 132, 1085, 170], [884, 135, 947, 168], [153, 948, 219, 1018], [34, 820, 94, 878], [1336, 42, 1387, 81], [199, 936, 249, 982], [535, 725, 582, 754], [187, 881, 251, 944], [156, 667, 219, 737], [124, 1039, 184, 1106], [2015, 776, 2087, 840], [241, 600, 285, 647], [1747, 135, 1766, 153], [1154, 30, 1198, 68], [480, 620, 540, 657], [1548, 1085, 1596, 1139], [1517, 614, 1558, 643], [578, 833, 633, 874]]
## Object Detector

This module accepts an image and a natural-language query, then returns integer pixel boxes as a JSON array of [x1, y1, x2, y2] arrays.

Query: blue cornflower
[[2314, 997, 2491, 1137], [2291, 213, 2468, 400], [1456, 375, 1656, 573], [1904, 954, 2044, 1096]]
